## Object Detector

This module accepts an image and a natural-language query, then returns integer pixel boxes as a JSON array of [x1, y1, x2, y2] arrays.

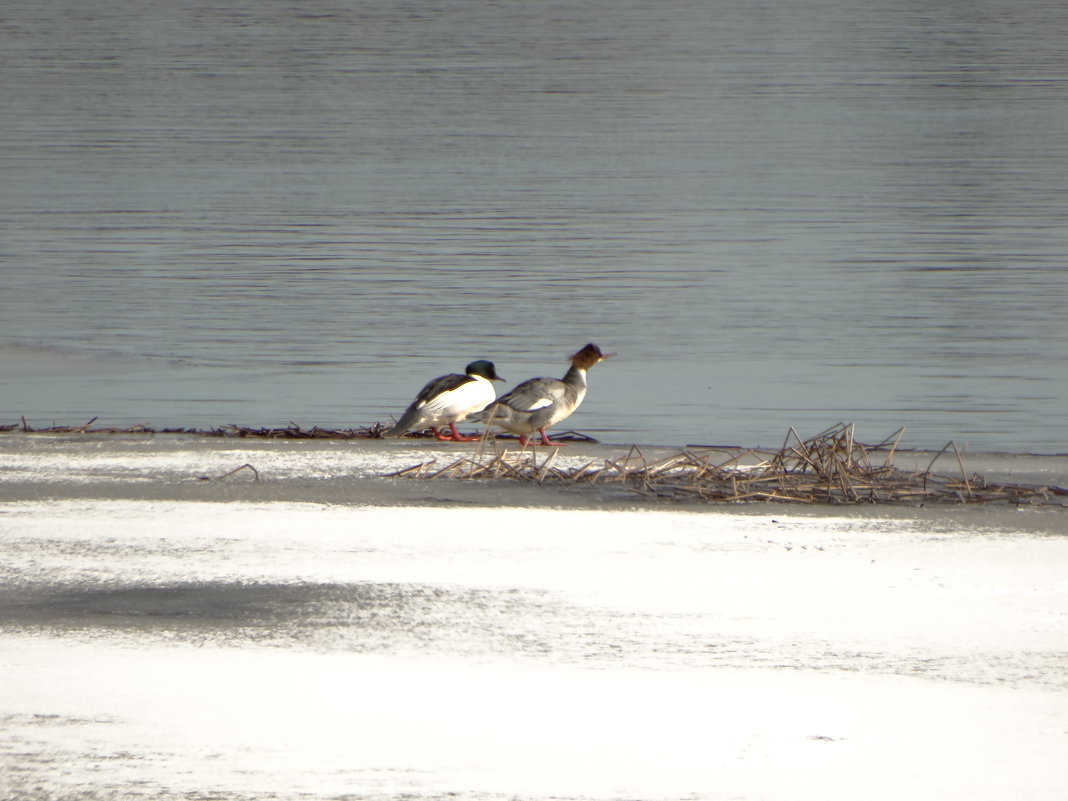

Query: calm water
[[2, 0, 1067, 451]]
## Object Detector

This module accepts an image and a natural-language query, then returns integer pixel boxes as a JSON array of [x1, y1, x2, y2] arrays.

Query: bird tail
[[467, 402, 510, 427], [384, 407, 419, 437]]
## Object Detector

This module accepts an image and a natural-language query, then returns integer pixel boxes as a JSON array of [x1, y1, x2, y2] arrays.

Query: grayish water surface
[[2, 0, 1067, 450]]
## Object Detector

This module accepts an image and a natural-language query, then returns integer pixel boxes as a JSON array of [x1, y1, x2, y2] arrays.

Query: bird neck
[[563, 364, 588, 388]]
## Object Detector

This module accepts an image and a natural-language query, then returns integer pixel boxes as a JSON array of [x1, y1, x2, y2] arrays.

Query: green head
[[465, 360, 504, 382]]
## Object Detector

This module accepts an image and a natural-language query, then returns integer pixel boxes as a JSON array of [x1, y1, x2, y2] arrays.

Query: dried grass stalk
[[3, 418, 394, 439], [389, 423, 1068, 507]]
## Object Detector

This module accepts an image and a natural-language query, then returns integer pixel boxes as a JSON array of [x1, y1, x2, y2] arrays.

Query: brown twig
[[386, 424, 1065, 507]]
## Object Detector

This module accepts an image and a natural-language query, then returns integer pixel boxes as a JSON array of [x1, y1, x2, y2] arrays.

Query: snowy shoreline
[[1, 435, 1067, 800], [2, 431, 1067, 512]]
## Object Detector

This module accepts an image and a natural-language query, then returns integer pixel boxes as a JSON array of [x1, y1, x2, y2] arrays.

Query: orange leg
[[447, 422, 481, 442], [538, 428, 565, 446], [518, 429, 565, 446], [431, 424, 480, 442]]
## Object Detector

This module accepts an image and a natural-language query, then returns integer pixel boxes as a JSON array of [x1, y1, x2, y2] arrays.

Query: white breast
[[421, 376, 496, 418]]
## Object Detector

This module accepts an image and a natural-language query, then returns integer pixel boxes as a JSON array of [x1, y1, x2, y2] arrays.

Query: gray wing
[[497, 377, 567, 412]]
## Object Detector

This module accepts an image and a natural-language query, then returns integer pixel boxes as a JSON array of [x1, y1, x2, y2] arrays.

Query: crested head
[[570, 343, 617, 371], [465, 359, 504, 382]]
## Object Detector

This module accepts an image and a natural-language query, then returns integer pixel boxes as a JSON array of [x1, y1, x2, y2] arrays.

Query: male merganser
[[472, 343, 616, 446], [385, 359, 504, 441]]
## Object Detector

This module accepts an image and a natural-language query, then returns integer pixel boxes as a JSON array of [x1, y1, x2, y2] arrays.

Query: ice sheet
[[2, 494, 1067, 800]]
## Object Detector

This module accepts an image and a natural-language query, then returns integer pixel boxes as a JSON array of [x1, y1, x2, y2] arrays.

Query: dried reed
[[2, 418, 388, 439], [2, 418, 598, 442], [386, 423, 1068, 506]]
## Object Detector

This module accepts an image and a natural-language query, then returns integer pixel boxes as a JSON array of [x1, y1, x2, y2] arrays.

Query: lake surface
[[2, 0, 1067, 451]]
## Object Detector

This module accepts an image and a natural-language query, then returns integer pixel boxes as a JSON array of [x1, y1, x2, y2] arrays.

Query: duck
[[472, 343, 616, 446], [385, 359, 504, 442]]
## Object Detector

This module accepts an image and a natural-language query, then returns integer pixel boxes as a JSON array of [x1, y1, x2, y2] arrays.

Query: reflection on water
[[2, 0, 1067, 450]]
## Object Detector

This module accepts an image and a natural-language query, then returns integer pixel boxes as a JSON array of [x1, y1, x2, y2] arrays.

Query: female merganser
[[472, 343, 615, 446], [386, 359, 504, 441]]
